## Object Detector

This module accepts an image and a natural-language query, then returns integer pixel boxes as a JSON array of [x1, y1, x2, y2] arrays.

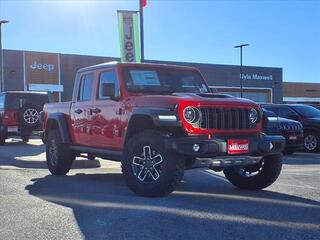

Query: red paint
[[1, 109, 19, 126], [43, 63, 263, 151]]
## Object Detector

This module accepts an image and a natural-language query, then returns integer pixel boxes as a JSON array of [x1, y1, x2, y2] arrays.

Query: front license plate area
[[289, 135, 297, 141], [228, 139, 249, 154]]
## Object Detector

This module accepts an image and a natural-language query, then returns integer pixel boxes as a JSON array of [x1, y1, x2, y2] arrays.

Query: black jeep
[[262, 104, 320, 152]]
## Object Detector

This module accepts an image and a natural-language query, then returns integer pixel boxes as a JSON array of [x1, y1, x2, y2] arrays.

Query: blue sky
[[0, 0, 319, 83]]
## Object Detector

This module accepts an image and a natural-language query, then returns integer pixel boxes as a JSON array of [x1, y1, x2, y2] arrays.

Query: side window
[[98, 70, 119, 99], [78, 74, 94, 101], [279, 107, 298, 119]]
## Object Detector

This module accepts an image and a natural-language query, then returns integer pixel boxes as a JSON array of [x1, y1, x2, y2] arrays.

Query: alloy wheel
[[304, 135, 317, 151], [132, 146, 163, 183], [238, 160, 264, 177], [23, 108, 39, 124]]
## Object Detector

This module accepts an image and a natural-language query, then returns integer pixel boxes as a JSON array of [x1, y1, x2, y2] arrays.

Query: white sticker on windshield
[[130, 70, 161, 86]]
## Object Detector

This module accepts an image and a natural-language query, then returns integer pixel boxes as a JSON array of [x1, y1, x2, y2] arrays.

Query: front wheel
[[121, 130, 184, 197], [46, 129, 75, 175], [223, 154, 282, 190], [303, 133, 320, 152], [22, 136, 30, 143]]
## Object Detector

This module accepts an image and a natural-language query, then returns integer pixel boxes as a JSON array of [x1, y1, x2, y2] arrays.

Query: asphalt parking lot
[[0, 138, 319, 240]]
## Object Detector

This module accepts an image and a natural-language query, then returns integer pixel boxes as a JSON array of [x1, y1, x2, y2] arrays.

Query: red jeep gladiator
[[42, 62, 285, 197]]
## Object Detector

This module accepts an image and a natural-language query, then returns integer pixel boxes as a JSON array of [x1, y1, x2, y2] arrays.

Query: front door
[[90, 68, 123, 150]]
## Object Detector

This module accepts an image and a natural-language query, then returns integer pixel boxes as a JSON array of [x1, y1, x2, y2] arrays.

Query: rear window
[[4, 93, 49, 109]]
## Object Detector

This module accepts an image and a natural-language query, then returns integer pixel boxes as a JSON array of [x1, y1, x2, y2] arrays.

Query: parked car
[[42, 62, 285, 197], [262, 109, 303, 155], [0, 91, 49, 145], [262, 104, 320, 152], [311, 104, 320, 110]]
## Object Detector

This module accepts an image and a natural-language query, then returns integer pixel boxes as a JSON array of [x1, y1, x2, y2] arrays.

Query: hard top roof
[[77, 61, 199, 73]]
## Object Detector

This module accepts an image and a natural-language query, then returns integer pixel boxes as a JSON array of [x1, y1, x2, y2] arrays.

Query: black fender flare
[[129, 108, 181, 128], [124, 108, 182, 142], [45, 113, 71, 144]]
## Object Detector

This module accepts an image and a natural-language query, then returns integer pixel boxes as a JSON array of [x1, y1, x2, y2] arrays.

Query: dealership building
[[3, 49, 283, 103]]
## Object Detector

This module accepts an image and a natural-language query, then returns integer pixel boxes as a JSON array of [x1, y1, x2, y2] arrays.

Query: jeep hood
[[130, 92, 259, 109]]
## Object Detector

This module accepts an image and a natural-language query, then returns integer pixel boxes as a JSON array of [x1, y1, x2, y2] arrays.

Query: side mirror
[[102, 83, 115, 97]]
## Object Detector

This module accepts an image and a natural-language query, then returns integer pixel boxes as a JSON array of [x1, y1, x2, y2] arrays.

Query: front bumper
[[166, 134, 285, 166]]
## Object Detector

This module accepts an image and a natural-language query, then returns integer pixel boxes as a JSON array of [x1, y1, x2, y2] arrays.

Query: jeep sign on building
[[24, 52, 63, 101], [2, 49, 283, 103]]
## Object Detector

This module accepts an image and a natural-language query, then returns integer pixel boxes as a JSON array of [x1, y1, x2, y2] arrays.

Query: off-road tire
[[46, 129, 75, 175], [0, 135, 5, 145], [88, 153, 96, 161], [185, 157, 196, 169], [303, 132, 320, 152], [0, 125, 6, 145], [19, 104, 42, 130], [22, 136, 30, 143], [121, 130, 184, 197], [223, 154, 282, 190]]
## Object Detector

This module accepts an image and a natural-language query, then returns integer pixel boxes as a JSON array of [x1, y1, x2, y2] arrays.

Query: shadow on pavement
[[284, 153, 320, 165], [25, 170, 320, 240], [0, 140, 101, 169]]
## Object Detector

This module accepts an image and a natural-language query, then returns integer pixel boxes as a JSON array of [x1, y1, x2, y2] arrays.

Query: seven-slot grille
[[197, 107, 254, 130]]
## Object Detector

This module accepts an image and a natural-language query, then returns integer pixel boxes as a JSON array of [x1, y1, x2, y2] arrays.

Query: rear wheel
[[0, 126, 6, 146], [46, 129, 75, 175], [223, 154, 282, 190], [121, 130, 184, 197], [88, 153, 95, 161], [0, 135, 5, 145]]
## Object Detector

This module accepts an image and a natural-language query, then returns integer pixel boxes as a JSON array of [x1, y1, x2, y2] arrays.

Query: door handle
[[91, 107, 101, 114], [75, 108, 83, 114]]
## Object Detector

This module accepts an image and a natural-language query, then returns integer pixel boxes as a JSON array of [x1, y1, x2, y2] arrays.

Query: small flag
[[141, 0, 147, 8]]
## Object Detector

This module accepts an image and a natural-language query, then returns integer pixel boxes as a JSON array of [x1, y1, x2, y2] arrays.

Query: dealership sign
[[30, 61, 55, 72], [24, 52, 63, 93], [117, 10, 141, 63], [241, 73, 273, 81]]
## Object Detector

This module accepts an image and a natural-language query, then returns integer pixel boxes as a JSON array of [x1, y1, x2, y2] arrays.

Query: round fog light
[[193, 144, 200, 152]]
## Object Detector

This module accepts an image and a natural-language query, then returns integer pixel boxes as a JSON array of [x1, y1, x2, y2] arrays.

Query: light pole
[[0, 20, 9, 92], [234, 43, 249, 98], [139, 0, 145, 62]]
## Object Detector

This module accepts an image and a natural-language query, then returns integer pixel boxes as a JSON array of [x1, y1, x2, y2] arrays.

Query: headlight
[[249, 108, 258, 124], [183, 107, 201, 124]]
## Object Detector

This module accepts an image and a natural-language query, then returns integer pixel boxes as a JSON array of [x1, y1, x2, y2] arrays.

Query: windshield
[[122, 67, 210, 94], [291, 105, 320, 118]]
